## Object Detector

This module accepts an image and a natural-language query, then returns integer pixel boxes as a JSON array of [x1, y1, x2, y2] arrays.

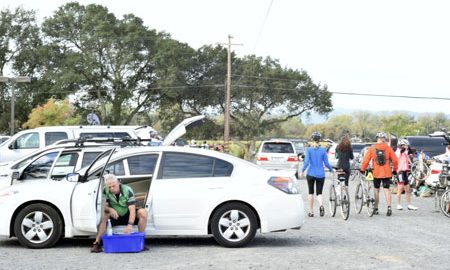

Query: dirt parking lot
[[0, 176, 449, 270]]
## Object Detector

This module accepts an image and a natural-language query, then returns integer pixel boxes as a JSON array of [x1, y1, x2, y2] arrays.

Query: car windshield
[[262, 142, 294, 154]]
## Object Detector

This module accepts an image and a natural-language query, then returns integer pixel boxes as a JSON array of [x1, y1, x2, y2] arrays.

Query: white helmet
[[398, 139, 409, 146], [375, 132, 387, 139]]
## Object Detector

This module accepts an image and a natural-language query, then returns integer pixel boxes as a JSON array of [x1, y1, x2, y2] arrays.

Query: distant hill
[[301, 108, 449, 124]]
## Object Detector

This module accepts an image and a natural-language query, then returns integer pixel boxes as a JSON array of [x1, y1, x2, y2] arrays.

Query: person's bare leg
[[317, 194, 323, 206], [397, 185, 404, 206], [308, 194, 314, 214], [137, 209, 148, 232], [94, 212, 110, 244], [375, 188, 380, 209], [384, 188, 391, 206]]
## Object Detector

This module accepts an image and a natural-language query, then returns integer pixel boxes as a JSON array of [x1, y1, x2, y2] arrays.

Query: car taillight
[[287, 156, 298, 162], [431, 169, 441, 175], [257, 156, 268, 161], [268, 176, 299, 194]]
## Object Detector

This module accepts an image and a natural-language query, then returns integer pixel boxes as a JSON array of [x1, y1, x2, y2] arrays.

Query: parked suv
[[255, 139, 299, 173]]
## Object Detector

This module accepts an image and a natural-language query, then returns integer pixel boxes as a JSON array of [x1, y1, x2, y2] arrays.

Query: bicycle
[[328, 170, 350, 220], [354, 169, 376, 217], [437, 160, 450, 217]]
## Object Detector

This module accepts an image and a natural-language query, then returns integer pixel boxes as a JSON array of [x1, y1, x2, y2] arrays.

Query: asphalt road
[[0, 176, 449, 270]]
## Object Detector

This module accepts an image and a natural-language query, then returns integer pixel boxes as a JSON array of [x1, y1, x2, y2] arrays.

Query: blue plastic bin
[[102, 232, 145, 253]]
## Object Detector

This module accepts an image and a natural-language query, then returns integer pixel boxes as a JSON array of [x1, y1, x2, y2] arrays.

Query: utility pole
[[220, 35, 242, 153], [0, 76, 31, 135]]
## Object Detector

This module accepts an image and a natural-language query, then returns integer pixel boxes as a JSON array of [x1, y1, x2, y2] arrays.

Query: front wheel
[[440, 189, 450, 218], [211, 203, 257, 248], [328, 184, 337, 217], [340, 187, 350, 220], [14, 203, 63, 248]]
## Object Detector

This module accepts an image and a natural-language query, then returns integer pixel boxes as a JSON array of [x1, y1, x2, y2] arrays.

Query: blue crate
[[102, 232, 145, 253]]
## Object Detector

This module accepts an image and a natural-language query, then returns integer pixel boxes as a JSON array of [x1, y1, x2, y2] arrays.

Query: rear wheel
[[14, 203, 62, 248], [211, 203, 257, 248], [328, 184, 337, 217], [440, 189, 450, 218], [366, 184, 376, 217], [354, 183, 363, 214], [340, 187, 350, 220]]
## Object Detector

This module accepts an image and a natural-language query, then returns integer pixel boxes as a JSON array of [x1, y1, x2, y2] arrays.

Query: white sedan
[[0, 117, 305, 248]]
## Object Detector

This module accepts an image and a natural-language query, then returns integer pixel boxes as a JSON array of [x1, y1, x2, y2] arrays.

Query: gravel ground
[[0, 176, 449, 270]]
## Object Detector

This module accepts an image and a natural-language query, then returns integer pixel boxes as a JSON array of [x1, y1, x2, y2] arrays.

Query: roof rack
[[55, 137, 153, 147]]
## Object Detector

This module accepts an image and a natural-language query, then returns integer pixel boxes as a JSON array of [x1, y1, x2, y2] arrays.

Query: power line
[[332, 91, 450, 101], [253, 0, 274, 52]]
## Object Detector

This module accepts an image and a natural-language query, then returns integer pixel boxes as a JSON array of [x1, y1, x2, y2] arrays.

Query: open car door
[[162, 115, 205, 146], [70, 148, 116, 232]]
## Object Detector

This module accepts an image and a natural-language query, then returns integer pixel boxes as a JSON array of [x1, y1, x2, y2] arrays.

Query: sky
[[2, 0, 450, 114]]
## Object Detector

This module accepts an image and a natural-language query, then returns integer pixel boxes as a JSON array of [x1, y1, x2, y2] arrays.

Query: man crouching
[[91, 174, 148, 253]]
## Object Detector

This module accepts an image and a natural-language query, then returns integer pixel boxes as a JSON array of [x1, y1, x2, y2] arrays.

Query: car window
[[51, 152, 79, 179], [81, 152, 103, 168], [15, 132, 39, 149], [128, 154, 158, 175], [159, 152, 233, 179], [21, 151, 59, 180], [45, 132, 69, 146], [104, 160, 125, 176], [213, 158, 234, 176], [261, 142, 294, 154]]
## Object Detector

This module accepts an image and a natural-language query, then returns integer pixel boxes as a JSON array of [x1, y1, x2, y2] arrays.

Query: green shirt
[[103, 184, 136, 217]]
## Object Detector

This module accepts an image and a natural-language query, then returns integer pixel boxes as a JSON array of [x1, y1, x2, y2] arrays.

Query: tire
[[354, 183, 363, 214], [366, 184, 376, 217], [210, 203, 257, 248], [328, 184, 337, 217], [14, 203, 63, 249], [340, 187, 350, 220], [440, 189, 450, 218]]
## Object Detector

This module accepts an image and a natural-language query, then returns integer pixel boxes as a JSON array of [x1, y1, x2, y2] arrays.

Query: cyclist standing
[[335, 135, 354, 187], [360, 132, 398, 216], [395, 139, 418, 211], [300, 132, 334, 217]]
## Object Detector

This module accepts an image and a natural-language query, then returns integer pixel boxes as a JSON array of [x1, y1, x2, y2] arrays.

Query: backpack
[[373, 147, 386, 166]]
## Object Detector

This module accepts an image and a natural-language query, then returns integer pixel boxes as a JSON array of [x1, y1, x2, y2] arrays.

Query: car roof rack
[[55, 137, 153, 147]]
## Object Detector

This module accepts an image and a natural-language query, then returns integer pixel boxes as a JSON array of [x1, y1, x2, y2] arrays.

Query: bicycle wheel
[[366, 183, 376, 217], [328, 184, 337, 217], [411, 162, 430, 181], [440, 189, 450, 218], [340, 186, 350, 220], [354, 183, 363, 214]]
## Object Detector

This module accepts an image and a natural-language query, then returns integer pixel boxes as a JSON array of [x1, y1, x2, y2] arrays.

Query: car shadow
[[1, 234, 312, 249]]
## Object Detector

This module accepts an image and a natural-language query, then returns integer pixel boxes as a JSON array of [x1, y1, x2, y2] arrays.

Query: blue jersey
[[301, 146, 333, 178]]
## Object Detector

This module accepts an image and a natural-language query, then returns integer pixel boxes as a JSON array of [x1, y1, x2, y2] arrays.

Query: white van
[[0, 126, 138, 163]]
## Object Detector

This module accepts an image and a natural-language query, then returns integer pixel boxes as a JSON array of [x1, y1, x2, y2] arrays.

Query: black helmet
[[311, 131, 321, 142]]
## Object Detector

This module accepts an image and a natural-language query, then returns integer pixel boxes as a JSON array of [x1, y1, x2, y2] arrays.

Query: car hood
[[162, 115, 205, 146]]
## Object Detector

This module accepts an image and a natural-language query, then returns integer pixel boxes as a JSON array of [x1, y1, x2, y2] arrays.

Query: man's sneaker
[[90, 242, 102, 253], [319, 206, 325, 217], [373, 208, 379, 215], [407, 205, 418, 210], [396, 205, 403, 210], [387, 206, 392, 216]]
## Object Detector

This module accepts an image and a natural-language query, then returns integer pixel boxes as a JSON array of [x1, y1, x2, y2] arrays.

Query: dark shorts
[[110, 210, 140, 226], [397, 171, 410, 185], [306, 175, 325, 195], [373, 178, 391, 189]]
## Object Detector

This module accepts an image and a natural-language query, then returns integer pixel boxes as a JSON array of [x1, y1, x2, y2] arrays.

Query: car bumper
[[259, 193, 305, 233], [256, 161, 299, 172]]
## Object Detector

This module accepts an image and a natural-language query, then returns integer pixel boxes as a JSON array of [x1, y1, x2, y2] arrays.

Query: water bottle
[[106, 219, 113, 236]]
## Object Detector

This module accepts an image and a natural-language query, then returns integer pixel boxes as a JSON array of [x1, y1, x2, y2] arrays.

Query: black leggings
[[306, 175, 325, 195], [338, 170, 350, 186]]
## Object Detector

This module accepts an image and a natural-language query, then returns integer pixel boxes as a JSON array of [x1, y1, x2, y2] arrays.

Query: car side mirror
[[66, 173, 80, 182], [8, 141, 15, 150], [11, 171, 20, 180]]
